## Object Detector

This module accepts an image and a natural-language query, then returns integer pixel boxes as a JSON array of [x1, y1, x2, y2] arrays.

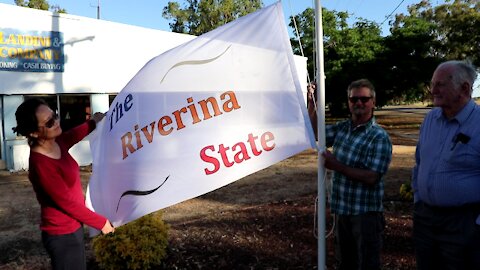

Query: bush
[[92, 212, 169, 270], [399, 182, 413, 201]]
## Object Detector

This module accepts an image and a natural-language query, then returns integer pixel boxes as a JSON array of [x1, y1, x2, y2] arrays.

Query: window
[[59, 95, 91, 131], [109, 94, 117, 106], [25, 95, 58, 113], [24, 94, 91, 132]]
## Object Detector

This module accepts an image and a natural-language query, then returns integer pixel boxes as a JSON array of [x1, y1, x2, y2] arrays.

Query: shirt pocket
[[443, 142, 480, 169]]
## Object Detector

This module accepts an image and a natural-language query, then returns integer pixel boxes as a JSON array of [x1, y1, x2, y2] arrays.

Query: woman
[[13, 98, 114, 270]]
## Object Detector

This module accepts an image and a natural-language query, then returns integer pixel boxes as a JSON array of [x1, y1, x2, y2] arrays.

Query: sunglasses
[[348, 96, 372, 103], [39, 112, 59, 129]]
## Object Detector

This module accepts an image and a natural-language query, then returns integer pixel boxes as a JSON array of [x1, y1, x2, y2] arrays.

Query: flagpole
[[315, 1, 327, 269]]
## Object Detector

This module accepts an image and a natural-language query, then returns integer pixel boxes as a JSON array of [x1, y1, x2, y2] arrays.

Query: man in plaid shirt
[[309, 79, 392, 270]]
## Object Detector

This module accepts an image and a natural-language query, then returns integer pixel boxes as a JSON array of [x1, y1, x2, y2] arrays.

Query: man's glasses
[[348, 96, 372, 103], [39, 113, 58, 129]]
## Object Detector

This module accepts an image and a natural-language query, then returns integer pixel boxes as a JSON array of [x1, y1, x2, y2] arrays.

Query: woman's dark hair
[[13, 98, 48, 147]]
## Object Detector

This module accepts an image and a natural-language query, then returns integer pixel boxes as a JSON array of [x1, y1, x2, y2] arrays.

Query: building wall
[[0, 4, 196, 95]]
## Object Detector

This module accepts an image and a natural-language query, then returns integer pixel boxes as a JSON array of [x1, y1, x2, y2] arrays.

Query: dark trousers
[[413, 201, 480, 270], [41, 227, 86, 270], [334, 212, 385, 270]]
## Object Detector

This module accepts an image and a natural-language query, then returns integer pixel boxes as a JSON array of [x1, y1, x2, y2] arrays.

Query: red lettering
[[121, 132, 136, 159], [247, 133, 262, 156], [218, 144, 234, 168], [221, 91, 241, 112], [201, 131, 276, 175], [172, 107, 188, 130], [118, 90, 242, 160], [200, 145, 221, 175], [261, 131, 275, 151], [158, 116, 173, 136], [232, 142, 250, 163], [134, 125, 143, 149], [141, 122, 156, 143]]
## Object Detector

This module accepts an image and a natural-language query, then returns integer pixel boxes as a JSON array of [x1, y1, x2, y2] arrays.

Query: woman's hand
[[92, 112, 106, 124], [101, 219, 115, 234], [307, 83, 316, 101]]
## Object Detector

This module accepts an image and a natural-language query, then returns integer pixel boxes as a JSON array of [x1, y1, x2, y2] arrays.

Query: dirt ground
[[0, 106, 427, 270]]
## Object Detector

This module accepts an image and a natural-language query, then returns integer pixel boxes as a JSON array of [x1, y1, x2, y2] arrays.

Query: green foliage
[[162, 0, 262, 35], [324, 12, 384, 115], [288, 0, 479, 113], [14, 0, 66, 13], [50, 5, 67, 13], [376, 14, 440, 105], [93, 212, 169, 270], [399, 182, 414, 201], [15, 0, 48, 10], [394, 0, 480, 66], [290, 7, 385, 116], [389, 0, 480, 65], [289, 7, 316, 81], [377, 0, 480, 104]]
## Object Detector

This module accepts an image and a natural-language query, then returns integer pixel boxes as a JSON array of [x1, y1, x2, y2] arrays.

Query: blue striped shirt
[[413, 100, 480, 210], [326, 117, 392, 215]]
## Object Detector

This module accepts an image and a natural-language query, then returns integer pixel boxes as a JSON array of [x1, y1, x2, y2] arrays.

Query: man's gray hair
[[438, 60, 478, 94]]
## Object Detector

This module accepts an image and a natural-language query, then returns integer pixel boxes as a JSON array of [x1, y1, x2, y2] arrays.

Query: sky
[[1, 0, 477, 95], [0, 0, 447, 36]]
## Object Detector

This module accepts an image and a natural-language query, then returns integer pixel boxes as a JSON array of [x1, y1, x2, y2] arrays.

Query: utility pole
[[97, 0, 100, 19], [90, 0, 100, 19]]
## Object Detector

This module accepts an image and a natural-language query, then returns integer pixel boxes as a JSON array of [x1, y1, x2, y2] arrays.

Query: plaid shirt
[[326, 117, 392, 215]]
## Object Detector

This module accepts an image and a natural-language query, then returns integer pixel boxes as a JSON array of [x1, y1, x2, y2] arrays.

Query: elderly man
[[412, 60, 480, 270]]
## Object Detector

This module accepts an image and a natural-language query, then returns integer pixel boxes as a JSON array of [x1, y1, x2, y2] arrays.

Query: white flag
[[86, 2, 316, 228]]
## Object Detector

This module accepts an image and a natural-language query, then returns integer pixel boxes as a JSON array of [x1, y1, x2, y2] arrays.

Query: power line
[[380, 0, 405, 26], [354, 0, 366, 15]]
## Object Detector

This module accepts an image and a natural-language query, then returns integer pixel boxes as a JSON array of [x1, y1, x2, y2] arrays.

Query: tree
[[426, 0, 480, 65], [15, 0, 66, 13], [377, 17, 440, 104], [50, 5, 67, 13], [163, 0, 262, 35], [324, 18, 384, 114], [383, 0, 480, 103], [289, 8, 315, 81], [290, 0, 480, 110], [15, 0, 48, 10], [290, 7, 384, 115], [392, 0, 480, 65]]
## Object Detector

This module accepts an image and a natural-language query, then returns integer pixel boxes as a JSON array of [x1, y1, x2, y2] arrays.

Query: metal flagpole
[[315, 0, 327, 269]]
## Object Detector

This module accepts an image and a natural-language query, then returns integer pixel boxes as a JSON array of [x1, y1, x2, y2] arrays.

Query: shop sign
[[0, 28, 64, 72]]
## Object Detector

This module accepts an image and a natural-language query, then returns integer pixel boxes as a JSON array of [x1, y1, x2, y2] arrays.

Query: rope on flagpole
[[288, 0, 318, 119], [288, 0, 312, 85], [313, 169, 335, 240]]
